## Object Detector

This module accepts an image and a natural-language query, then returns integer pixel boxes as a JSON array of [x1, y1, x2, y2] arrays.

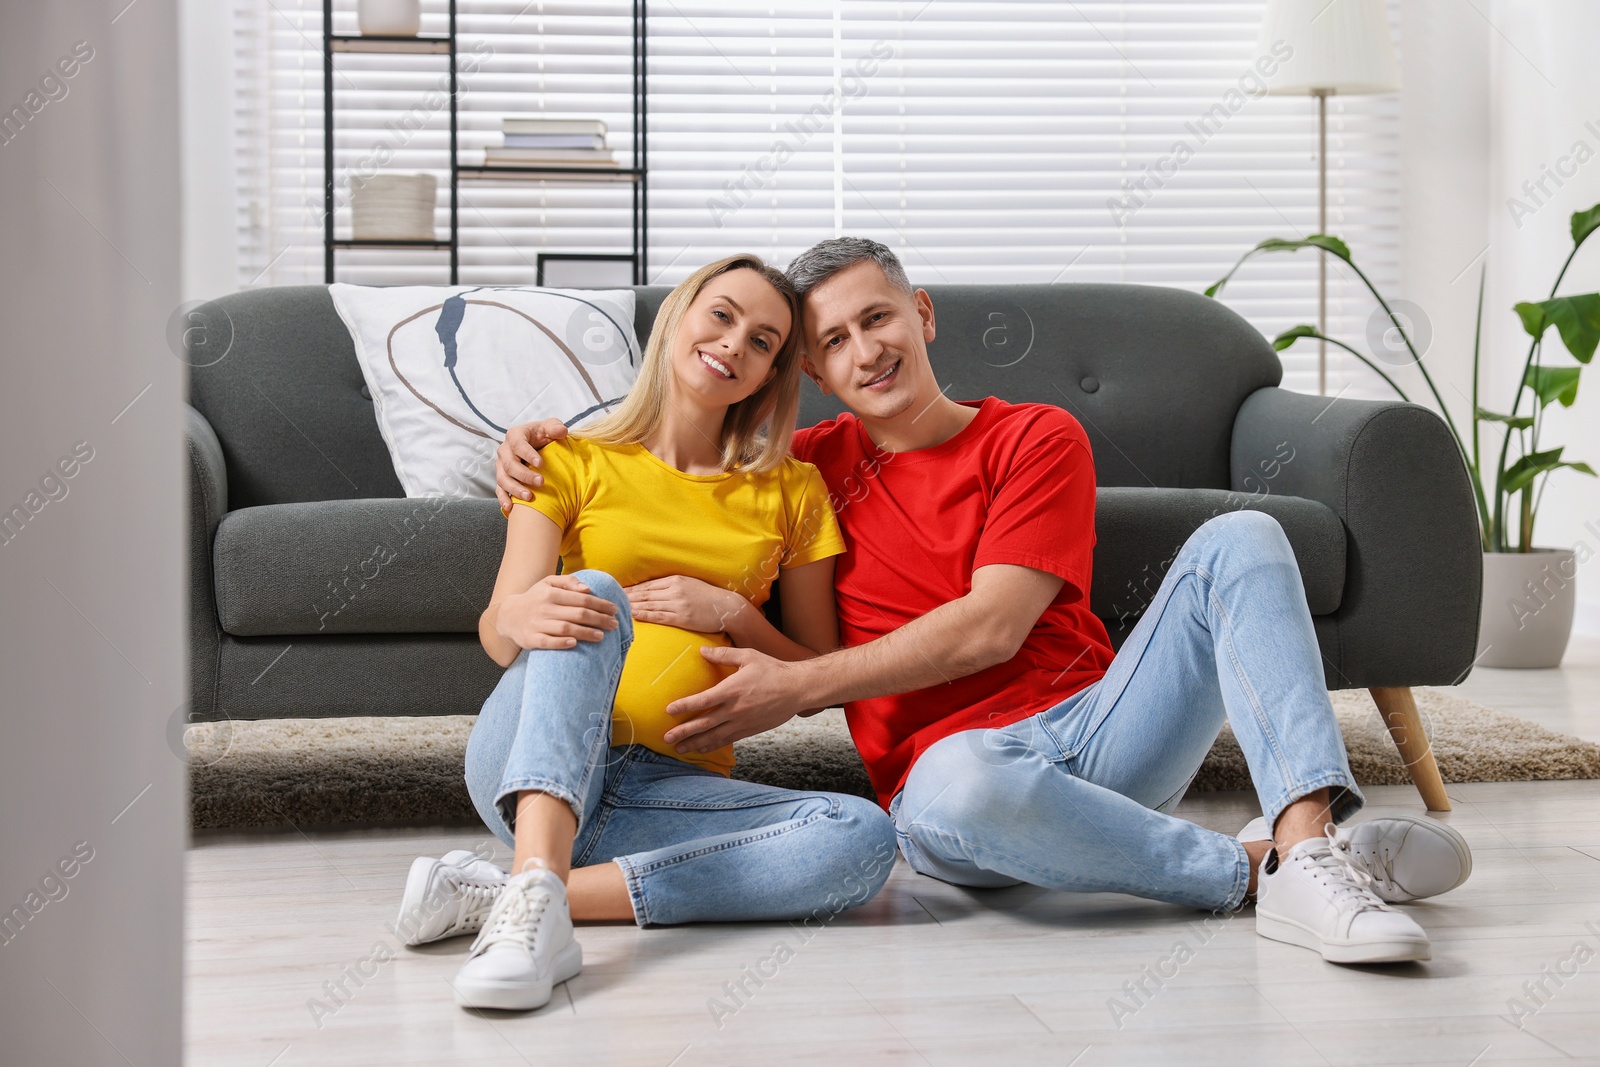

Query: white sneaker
[[395, 849, 506, 947], [1332, 815, 1471, 902], [1255, 836, 1431, 964], [453, 867, 582, 1011], [1238, 814, 1472, 903]]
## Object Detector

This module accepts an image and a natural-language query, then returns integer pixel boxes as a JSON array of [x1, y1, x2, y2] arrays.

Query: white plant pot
[[357, 0, 422, 36], [1476, 548, 1577, 669]]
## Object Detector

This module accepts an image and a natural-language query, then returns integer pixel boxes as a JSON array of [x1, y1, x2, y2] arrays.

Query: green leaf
[[1497, 448, 1596, 494], [1573, 203, 1600, 248], [1525, 365, 1582, 407], [1253, 235, 1352, 261], [1206, 235, 1353, 298], [1515, 301, 1546, 338], [1500, 447, 1566, 495], [1514, 293, 1600, 363], [1272, 325, 1318, 351], [1476, 407, 1535, 430], [1305, 234, 1352, 261], [1519, 461, 1598, 494]]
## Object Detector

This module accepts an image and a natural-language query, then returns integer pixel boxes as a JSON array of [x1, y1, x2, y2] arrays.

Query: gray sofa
[[185, 283, 1482, 810]]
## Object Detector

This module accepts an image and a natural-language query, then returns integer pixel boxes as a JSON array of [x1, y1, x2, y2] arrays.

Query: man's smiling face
[[798, 259, 938, 424]]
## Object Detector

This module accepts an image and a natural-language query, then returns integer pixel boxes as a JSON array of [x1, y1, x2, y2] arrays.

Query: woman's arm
[[624, 556, 838, 662], [761, 557, 839, 717], [764, 556, 838, 656], [480, 505, 621, 668]]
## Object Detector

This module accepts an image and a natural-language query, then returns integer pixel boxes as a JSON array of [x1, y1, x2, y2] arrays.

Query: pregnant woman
[[397, 255, 896, 1012]]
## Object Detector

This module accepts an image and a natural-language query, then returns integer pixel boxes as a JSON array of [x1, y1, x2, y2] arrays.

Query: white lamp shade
[[1256, 0, 1401, 95]]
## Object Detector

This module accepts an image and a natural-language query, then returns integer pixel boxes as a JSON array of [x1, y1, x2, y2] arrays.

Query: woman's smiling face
[[668, 267, 792, 408]]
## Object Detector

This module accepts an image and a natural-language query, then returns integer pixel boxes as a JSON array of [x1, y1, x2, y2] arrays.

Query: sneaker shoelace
[[1330, 829, 1400, 895], [468, 878, 550, 957], [446, 870, 503, 934], [1301, 824, 1395, 915]]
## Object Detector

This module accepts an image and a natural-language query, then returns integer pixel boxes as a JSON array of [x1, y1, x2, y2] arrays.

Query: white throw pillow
[[330, 284, 641, 498]]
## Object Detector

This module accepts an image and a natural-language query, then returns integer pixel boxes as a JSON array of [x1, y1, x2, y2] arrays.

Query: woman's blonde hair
[[579, 254, 802, 473]]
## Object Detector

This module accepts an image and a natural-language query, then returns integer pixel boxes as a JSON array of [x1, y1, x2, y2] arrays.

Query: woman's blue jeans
[[891, 511, 1364, 913], [465, 569, 898, 927]]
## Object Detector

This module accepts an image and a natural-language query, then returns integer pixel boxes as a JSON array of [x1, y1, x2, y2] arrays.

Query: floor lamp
[[1257, 0, 1401, 395]]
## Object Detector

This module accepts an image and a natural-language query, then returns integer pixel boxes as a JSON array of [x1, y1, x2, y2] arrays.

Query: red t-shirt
[[792, 397, 1115, 808]]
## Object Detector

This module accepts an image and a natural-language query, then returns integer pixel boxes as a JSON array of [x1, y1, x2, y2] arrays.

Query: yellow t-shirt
[[510, 436, 845, 774]]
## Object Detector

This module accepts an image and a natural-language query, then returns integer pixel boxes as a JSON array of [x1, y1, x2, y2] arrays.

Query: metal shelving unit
[[322, 0, 648, 284]]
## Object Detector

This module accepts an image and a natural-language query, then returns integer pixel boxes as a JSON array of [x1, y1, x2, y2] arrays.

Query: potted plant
[[1207, 204, 1600, 668]]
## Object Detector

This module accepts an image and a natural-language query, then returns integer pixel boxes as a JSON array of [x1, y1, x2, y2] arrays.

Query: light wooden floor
[[188, 637, 1600, 1066]]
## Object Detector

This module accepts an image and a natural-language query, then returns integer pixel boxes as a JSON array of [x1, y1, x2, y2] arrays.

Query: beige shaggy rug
[[187, 688, 1600, 829]]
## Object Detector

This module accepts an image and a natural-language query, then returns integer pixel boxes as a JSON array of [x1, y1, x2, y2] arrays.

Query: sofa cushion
[[1092, 487, 1346, 624], [187, 287, 409, 510], [214, 497, 504, 637], [329, 284, 642, 498], [212, 632, 502, 718], [214, 487, 1344, 639]]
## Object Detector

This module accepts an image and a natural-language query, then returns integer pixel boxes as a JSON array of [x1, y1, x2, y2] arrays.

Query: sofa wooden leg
[[1368, 686, 1451, 811]]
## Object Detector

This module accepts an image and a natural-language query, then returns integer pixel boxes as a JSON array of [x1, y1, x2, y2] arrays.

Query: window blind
[[233, 0, 1402, 396]]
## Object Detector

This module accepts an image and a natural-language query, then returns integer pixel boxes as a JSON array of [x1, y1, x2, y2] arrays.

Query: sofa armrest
[[186, 404, 229, 720], [1230, 387, 1481, 689]]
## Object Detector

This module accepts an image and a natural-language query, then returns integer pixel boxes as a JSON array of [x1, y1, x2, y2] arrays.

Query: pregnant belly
[[611, 622, 736, 771]]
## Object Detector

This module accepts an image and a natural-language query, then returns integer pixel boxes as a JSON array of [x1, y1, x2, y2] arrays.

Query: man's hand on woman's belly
[[612, 622, 735, 727]]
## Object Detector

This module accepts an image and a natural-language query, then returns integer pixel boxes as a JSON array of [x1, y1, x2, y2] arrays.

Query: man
[[495, 237, 1471, 964]]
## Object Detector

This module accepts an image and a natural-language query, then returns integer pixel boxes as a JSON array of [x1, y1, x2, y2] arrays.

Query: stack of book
[[484, 118, 616, 168]]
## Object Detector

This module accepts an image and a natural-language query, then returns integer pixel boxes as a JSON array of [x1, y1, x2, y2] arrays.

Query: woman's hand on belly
[[625, 576, 751, 635]]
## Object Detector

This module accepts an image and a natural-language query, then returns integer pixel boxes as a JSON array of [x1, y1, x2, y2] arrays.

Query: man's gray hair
[[786, 237, 913, 300]]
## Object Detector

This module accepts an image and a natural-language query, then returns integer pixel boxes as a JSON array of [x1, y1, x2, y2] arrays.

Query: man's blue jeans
[[891, 511, 1362, 912], [465, 570, 898, 927]]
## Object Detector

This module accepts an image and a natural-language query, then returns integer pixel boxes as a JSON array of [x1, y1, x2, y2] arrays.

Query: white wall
[[1397, 0, 1490, 427], [179, 0, 237, 299], [1399, 0, 1600, 636], [1484, 0, 1600, 632], [0, 1, 185, 1062]]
